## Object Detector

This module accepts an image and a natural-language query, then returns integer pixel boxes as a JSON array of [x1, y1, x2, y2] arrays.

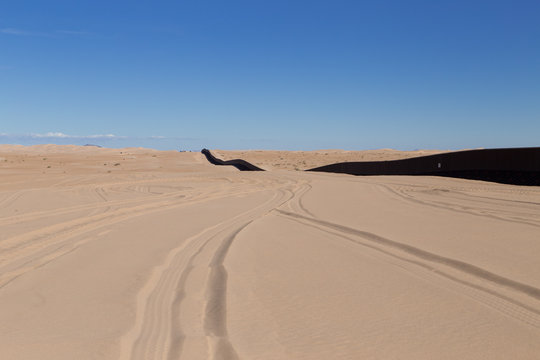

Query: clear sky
[[1, 0, 539, 150]]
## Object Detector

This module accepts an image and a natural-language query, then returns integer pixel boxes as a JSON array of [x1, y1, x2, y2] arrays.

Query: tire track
[[0, 182, 216, 227], [275, 209, 540, 328], [377, 183, 540, 228], [119, 182, 296, 360], [276, 210, 540, 300], [274, 176, 314, 218], [0, 189, 30, 209], [204, 225, 249, 360], [0, 182, 287, 290], [0, 180, 266, 251], [287, 182, 315, 218]]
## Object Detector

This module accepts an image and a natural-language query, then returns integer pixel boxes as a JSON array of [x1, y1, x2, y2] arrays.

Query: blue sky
[[1, 0, 539, 150]]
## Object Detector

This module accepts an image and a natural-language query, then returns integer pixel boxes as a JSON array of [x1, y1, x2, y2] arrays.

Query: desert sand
[[1, 145, 539, 359], [213, 149, 446, 170]]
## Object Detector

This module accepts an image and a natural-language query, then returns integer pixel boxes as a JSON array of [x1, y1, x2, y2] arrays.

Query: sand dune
[[1, 145, 539, 359], [213, 149, 446, 170]]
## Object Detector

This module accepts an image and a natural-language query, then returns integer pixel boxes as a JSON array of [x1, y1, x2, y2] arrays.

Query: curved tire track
[[120, 184, 296, 360], [275, 209, 540, 328], [0, 180, 288, 290]]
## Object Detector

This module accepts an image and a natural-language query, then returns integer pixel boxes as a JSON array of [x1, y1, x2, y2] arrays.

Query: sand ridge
[[1, 145, 539, 359]]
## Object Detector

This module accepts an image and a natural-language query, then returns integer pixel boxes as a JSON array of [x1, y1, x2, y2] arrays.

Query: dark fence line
[[307, 147, 540, 186], [201, 147, 540, 185], [201, 149, 265, 171]]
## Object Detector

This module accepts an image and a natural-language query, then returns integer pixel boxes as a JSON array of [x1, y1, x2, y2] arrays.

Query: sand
[[213, 149, 446, 170], [0, 145, 539, 359]]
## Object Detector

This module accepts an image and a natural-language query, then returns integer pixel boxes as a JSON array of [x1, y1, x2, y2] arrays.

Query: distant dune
[[213, 148, 446, 170]]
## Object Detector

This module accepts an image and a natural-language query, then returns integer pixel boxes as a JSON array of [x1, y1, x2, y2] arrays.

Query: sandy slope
[[0, 145, 539, 359], [213, 149, 446, 170]]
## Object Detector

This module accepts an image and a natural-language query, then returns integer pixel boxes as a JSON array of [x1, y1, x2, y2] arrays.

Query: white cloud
[[29, 132, 123, 139], [88, 134, 119, 138], [0, 132, 198, 142], [31, 132, 70, 138]]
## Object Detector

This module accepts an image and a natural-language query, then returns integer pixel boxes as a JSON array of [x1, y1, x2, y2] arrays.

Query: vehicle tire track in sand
[[203, 224, 250, 360], [279, 180, 315, 218], [297, 183, 314, 217], [120, 185, 295, 360], [376, 182, 540, 228], [276, 210, 540, 301], [0, 180, 265, 256], [0, 174, 229, 226], [0, 184, 282, 290], [0, 182, 209, 227], [276, 210, 540, 328], [0, 189, 30, 209]]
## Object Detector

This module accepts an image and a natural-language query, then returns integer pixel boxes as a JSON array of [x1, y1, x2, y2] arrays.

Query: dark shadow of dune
[[307, 147, 540, 186], [201, 149, 264, 171]]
